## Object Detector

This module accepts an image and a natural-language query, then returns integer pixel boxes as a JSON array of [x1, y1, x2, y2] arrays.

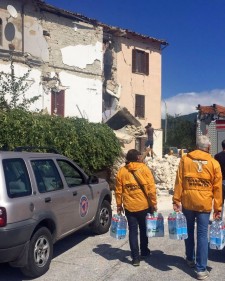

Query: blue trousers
[[182, 208, 210, 272]]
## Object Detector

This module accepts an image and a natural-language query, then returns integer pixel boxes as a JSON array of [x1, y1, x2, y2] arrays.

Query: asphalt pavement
[[1, 195, 225, 281]]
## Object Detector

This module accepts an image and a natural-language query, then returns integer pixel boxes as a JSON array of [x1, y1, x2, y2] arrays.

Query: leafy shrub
[[0, 109, 121, 174]]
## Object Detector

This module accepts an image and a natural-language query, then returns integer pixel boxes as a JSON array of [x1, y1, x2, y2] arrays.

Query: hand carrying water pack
[[168, 212, 188, 240], [209, 219, 225, 250], [146, 212, 164, 238], [110, 214, 127, 240]]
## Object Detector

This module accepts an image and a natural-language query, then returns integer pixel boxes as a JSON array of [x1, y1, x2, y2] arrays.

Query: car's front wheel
[[91, 200, 112, 234], [20, 227, 53, 278]]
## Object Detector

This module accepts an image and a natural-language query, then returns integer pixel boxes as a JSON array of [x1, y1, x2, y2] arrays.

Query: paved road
[[1, 196, 225, 281]]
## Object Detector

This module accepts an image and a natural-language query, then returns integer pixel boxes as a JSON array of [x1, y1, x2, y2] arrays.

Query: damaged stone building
[[102, 26, 168, 157], [0, 0, 168, 156], [0, 0, 104, 122]]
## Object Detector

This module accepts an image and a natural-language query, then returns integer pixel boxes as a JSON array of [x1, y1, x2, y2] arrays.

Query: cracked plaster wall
[[0, 0, 103, 121], [61, 42, 103, 70], [0, 63, 44, 111], [0, 1, 49, 61], [116, 36, 162, 129], [103, 34, 162, 129]]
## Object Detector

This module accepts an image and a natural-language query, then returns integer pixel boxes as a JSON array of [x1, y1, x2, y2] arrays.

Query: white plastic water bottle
[[209, 220, 218, 249], [146, 213, 152, 237], [110, 214, 119, 239], [118, 215, 127, 239], [152, 212, 158, 237], [168, 212, 177, 239], [122, 216, 127, 238], [176, 212, 183, 240], [156, 212, 164, 237], [146, 212, 165, 238], [215, 222, 221, 249], [181, 213, 188, 239], [215, 220, 225, 250]]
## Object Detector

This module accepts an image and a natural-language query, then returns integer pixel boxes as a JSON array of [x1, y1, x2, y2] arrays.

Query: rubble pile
[[114, 125, 145, 144], [145, 155, 180, 195]]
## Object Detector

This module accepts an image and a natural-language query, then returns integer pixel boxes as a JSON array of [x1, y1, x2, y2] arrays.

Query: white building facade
[[0, 0, 103, 122]]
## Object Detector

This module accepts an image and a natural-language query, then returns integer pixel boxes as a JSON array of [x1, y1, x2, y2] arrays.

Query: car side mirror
[[88, 175, 99, 184]]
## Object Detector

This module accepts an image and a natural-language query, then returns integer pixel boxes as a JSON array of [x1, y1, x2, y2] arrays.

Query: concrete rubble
[[145, 155, 180, 195], [114, 125, 145, 145]]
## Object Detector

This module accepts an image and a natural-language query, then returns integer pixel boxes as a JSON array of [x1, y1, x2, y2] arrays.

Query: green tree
[[0, 59, 40, 111], [164, 114, 196, 151]]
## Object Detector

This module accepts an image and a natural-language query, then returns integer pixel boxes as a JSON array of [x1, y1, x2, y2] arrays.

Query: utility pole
[[163, 100, 167, 143]]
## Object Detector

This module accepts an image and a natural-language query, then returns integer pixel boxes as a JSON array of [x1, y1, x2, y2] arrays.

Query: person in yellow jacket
[[173, 135, 222, 280], [115, 149, 157, 266]]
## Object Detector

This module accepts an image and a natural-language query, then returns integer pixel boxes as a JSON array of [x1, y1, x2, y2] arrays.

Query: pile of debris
[[114, 125, 145, 145], [145, 155, 180, 195]]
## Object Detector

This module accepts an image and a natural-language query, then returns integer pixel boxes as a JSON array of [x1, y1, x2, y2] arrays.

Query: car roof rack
[[14, 146, 60, 154]]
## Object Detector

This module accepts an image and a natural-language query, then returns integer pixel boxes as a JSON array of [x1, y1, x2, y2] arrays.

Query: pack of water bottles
[[146, 212, 164, 238], [110, 214, 127, 240], [209, 219, 225, 250], [168, 212, 188, 240]]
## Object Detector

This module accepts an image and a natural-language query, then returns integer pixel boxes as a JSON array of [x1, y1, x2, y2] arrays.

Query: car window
[[31, 159, 63, 193], [57, 160, 85, 187], [3, 158, 32, 198]]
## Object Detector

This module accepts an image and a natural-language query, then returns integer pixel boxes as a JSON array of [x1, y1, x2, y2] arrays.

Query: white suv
[[0, 150, 112, 277]]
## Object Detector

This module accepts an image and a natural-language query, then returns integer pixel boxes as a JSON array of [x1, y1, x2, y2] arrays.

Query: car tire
[[91, 200, 112, 235], [20, 227, 53, 278]]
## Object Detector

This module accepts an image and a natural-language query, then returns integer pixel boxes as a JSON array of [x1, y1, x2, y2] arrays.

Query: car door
[[31, 159, 76, 237], [56, 159, 98, 229]]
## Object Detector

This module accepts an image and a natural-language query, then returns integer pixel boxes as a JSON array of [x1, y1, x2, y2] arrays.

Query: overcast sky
[[46, 0, 225, 117]]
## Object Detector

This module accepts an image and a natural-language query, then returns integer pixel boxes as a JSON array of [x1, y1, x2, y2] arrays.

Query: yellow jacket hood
[[126, 162, 144, 172], [187, 150, 212, 161]]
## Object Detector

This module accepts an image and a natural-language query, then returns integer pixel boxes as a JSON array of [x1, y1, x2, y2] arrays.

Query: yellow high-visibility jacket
[[115, 162, 157, 212], [173, 149, 223, 212]]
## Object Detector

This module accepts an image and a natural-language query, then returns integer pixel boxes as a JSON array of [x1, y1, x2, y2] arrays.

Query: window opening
[[51, 90, 65, 117], [135, 94, 145, 118], [132, 49, 149, 75]]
